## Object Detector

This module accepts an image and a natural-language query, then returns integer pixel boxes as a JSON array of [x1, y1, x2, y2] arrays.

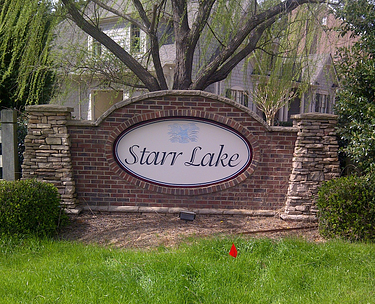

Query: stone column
[[22, 105, 77, 209], [282, 113, 340, 221]]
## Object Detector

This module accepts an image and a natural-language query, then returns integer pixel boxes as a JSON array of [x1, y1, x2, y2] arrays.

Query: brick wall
[[66, 91, 297, 212]]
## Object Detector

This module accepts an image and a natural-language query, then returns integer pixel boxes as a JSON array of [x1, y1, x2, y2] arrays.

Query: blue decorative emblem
[[168, 123, 200, 143]]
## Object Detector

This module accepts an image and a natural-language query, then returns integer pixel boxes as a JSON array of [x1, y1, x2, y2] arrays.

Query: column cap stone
[[291, 113, 338, 121], [1, 109, 17, 123], [26, 105, 74, 113]]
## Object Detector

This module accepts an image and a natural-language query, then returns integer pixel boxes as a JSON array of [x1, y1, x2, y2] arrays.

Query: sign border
[[113, 116, 253, 188]]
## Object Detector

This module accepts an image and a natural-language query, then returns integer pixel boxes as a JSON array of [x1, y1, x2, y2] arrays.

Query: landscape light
[[179, 211, 196, 221]]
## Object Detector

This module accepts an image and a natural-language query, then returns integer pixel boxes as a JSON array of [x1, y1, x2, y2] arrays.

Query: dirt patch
[[58, 211, 323, 249]]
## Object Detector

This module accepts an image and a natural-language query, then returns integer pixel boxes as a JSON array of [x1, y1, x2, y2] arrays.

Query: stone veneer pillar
[[282, 113, 340, 221], [22, 105, 77, 209]]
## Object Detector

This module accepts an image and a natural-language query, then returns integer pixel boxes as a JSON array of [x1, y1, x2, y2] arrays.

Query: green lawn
[[1, 235, 375, 303]]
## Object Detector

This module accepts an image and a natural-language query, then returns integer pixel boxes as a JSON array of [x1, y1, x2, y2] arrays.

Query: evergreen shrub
[[317, 175, 375, 242], [0, 179, 67, 237]]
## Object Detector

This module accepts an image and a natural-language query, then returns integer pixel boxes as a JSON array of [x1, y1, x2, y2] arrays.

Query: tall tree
[[0, 0, 56, 109], [58, 0, 331, 93], [334, 0, 375, 172]]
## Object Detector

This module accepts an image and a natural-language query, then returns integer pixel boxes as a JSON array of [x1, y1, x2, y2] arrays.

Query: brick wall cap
[[66, 90, 298, 133], [66, 120, 96, 127], [270, 126, 298, 133], [90, 90, 270, 129]]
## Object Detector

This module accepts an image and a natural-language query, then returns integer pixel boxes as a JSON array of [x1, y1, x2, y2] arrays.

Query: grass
[[1, 235, 375, 303]]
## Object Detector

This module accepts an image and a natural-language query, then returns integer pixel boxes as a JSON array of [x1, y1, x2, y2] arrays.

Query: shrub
[[0, 179, 68, 237], [317, 175, 375, 242]]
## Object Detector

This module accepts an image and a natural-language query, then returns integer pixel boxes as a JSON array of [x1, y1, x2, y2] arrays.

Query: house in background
[[270, 8, 351, 124], [274, 54, 338, 124], [51, 3, 347, 124]]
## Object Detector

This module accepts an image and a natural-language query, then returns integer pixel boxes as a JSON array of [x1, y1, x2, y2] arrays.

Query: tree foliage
[[334, 0, 375, 172], [58, 0, 330, 93], [0, 0, 56, 109]]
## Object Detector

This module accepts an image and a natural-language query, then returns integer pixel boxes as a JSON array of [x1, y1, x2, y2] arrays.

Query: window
[[90, 90, 124, 120], [315, 93, 331, 113], [88, 22, 144, 57], [225, 88, 249, 107], [130, 24, 141, 53], [92, 40, 102, 57]]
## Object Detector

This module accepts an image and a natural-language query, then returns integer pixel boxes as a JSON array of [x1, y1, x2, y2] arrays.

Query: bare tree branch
[[133, 0, 168, 89], [188, 0, 217, 54], [193, 15, 278, 89], [61, 0, 161, 91], [90, 0, 149, 32], [192, 0, 328, 90]]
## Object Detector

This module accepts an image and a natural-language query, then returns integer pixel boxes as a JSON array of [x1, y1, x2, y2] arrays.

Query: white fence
[[0, 109, 19, 180]]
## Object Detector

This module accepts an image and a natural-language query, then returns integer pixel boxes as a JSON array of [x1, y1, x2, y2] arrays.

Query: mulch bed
[[59, 211, 323, 249]]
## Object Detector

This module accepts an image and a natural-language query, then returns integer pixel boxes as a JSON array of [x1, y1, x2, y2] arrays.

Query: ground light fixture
[[179, 211, 196, 222]]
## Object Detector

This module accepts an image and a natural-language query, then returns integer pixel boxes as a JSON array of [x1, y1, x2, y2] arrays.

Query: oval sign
[[114, 117, 252, 187]]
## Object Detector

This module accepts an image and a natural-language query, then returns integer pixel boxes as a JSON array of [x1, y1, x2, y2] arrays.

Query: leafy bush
[[0, 180, 68, 237], [317, 175, 375, 242], [334, 1, 375, 173]]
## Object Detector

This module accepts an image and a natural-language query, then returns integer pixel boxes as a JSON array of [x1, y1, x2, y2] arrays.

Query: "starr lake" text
[[124, 144, 241, 168]]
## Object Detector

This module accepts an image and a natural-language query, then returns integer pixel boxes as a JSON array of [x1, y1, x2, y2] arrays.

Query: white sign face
[[114, 118, 252, 187]]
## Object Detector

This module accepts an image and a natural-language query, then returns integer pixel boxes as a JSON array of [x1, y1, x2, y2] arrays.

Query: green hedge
[[0, 180, 68, 237], [317, 175, 375, 242]]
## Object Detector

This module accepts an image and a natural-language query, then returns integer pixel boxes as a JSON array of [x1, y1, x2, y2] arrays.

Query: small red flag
[[229, 243, 237, 258]]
